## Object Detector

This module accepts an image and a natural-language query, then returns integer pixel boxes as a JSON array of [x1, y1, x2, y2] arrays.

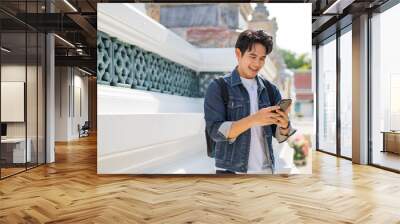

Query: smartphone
[[277, 99, 292, 112]]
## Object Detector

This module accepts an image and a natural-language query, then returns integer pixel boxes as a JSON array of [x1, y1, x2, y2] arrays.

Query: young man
[[204, 29, 296, 174]]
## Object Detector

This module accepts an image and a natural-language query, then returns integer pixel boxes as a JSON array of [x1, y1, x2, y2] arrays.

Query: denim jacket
[[204, 68, 293, 173]]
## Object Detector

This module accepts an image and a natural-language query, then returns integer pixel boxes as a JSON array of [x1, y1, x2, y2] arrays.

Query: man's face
[[235, 43, 267, 79]]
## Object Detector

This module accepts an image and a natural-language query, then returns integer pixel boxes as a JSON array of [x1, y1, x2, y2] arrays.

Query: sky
[[251, 3, 312, 56]]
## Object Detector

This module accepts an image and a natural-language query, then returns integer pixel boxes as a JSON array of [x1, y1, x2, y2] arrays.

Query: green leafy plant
[[279, 49, 311, 71], [288, 134, 310, 166]]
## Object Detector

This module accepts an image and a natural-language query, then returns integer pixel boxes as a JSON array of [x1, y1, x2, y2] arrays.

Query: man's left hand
[[275, 106, 290, 136]]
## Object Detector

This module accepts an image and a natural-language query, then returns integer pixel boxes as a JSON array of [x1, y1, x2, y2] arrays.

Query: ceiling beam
[[55, 55, 96, 70], [323, 0, 356, 14], [67, 13, 96, 47]]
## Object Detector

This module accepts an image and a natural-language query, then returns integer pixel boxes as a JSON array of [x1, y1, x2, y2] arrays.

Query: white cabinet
[[1, 138, 31, 163]]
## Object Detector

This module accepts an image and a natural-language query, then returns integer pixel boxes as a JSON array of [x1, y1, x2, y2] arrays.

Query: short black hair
[[235, 29, 273, 56]]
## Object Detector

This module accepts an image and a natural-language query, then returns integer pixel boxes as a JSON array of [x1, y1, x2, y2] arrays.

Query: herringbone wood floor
[[1, 134, 400, 224]]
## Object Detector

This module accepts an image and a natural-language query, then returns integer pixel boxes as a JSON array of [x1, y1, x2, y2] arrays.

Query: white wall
[[55, 67, 89, 141], [130, 3, 146, 14], [98, 113, 212, 174], [1, 65, 34, 137], [71, 74, 89, 138], [98, 85, 203, 114], [97, 85, 214, 174], [1, 64, 46, 164], [1, 65, 27, 141], [1, 65, 26, 81], [55, 67, 69, 141]]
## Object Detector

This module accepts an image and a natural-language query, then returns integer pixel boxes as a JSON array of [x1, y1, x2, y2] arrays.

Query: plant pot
[[294, 158, 306, 166]]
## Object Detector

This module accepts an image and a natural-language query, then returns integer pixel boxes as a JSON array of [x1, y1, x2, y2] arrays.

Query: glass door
[[317, 36, 337, 155]]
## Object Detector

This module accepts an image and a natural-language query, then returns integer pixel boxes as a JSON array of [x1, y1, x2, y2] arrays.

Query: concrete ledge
[[97, 113, 214, 174], [98, 85, 204, 114]]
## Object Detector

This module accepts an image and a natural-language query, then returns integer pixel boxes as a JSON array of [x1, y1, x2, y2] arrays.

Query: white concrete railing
[[98, 113, 214, 174], [97, 85, 214, 174], [98, 85, 204, 114]]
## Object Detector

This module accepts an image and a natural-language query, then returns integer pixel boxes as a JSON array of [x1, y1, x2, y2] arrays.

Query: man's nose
[[255, 60, 263, 69]]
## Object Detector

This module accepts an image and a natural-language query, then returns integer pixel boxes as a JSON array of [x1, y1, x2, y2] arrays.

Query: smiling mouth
[[249, 68, 258, 73]]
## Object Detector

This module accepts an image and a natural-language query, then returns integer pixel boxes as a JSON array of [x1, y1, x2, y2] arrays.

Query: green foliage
[[279, 49, 311, 71]]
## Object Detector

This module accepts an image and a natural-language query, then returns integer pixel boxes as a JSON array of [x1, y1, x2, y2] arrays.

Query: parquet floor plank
[[0, 134, 399, 223]]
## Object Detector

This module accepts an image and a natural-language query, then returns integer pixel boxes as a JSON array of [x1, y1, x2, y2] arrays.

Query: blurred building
[[146, 3, 252, 48], [145, 3, 292, 97], [293, 70, 313, 117]]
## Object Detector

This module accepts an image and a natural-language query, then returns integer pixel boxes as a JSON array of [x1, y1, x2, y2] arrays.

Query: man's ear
[[235, 48, 242, 60]]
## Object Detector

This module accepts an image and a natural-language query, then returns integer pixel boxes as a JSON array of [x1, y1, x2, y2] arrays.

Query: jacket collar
[[230, 67, 242, 87], [230, 66, 266, 93]]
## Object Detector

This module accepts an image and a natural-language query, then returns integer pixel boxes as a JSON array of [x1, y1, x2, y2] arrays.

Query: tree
[[279, 49, 311, 71]]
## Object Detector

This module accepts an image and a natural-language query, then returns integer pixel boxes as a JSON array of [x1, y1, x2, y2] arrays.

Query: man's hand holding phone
[[251, 106, 282, 126], [275, 107, 290, 133], [250, 99, 291, 132], [230, 99, 293, 141], [275, 99, 292, 135]]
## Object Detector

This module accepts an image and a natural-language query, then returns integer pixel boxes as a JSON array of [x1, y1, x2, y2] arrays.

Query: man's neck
[[237, 66, 256, 79]]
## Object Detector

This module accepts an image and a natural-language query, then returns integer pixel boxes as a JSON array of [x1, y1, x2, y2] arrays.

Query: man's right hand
[[250, 106, 281, 126], [226, 106, 281, 140]]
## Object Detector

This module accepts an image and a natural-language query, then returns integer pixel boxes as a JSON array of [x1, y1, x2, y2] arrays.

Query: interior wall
[[1, 65, 38, 138], [55, 66, 69, 141], [55, 66, 89, 141], [71, 72, 89, 138]]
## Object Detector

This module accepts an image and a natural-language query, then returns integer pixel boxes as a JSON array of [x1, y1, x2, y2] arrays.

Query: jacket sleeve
[[204, 79, 236, 143], [275, 123, 297, 143], [268, 82, 296, 142]]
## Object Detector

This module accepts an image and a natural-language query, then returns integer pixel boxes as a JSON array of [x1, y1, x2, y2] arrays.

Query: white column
[[46, 32, 55, 163], [352, 14, 369, 164]]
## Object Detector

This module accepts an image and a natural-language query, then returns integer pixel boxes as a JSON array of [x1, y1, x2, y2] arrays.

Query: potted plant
[[288, 134, 310, 166]]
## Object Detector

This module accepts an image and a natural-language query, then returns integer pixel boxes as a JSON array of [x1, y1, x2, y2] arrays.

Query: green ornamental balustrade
[[97, 31, 225, 98], [97, 32, 113, 85]]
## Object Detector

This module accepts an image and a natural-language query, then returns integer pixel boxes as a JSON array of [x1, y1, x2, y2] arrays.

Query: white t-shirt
[[240, 76, 272, 173]]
